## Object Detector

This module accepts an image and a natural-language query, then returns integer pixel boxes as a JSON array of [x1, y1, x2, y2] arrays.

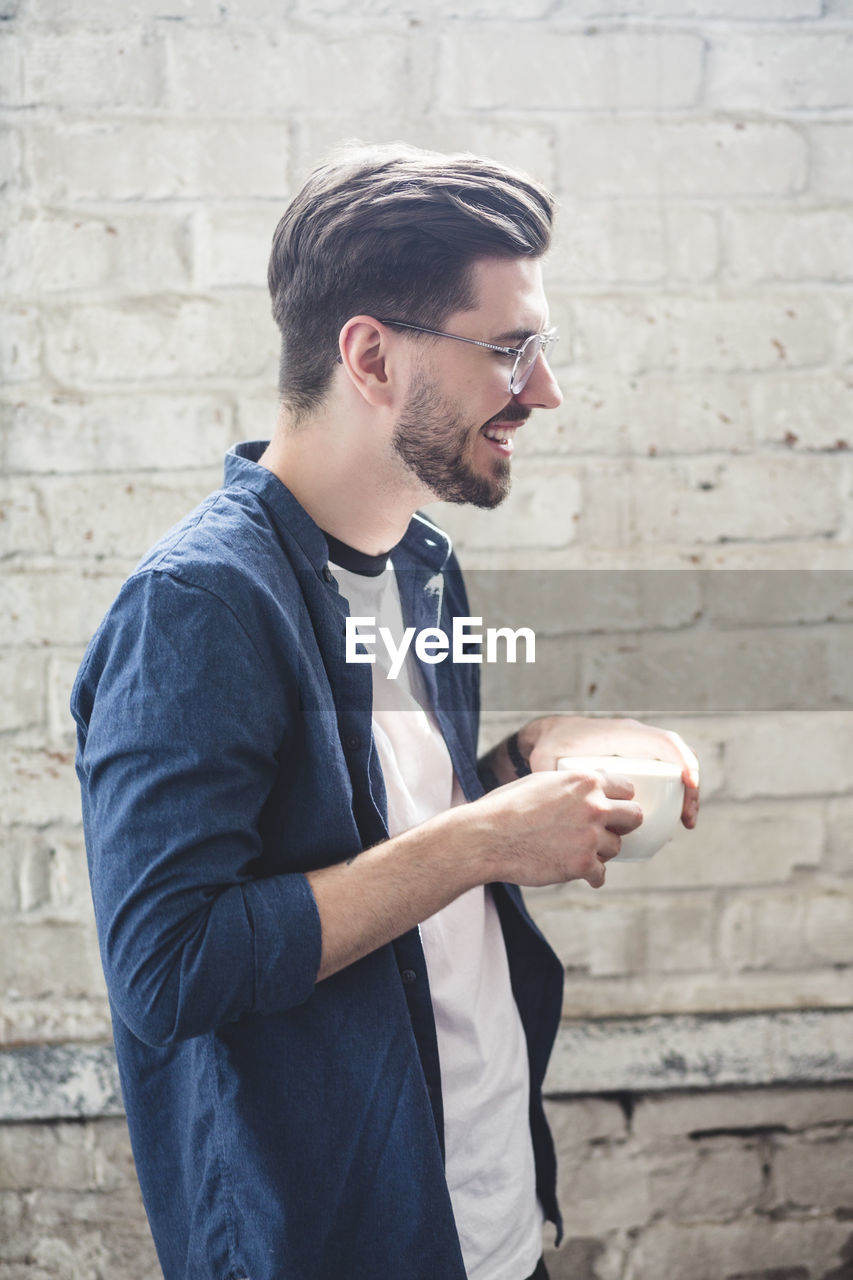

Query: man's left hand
[[509, 715, 700, 829]]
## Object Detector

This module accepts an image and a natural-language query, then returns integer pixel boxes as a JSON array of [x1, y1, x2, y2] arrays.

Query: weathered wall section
[[1, 1085, 852, 1280], [1, 1, 852, 1276]]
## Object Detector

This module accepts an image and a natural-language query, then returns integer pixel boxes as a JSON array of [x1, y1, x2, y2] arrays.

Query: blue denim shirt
[[71, 442, 564, 1280]]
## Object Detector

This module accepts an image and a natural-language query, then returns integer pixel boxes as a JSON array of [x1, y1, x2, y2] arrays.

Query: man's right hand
[[306, 765, 641, 981], [469, 766, 643, 890]]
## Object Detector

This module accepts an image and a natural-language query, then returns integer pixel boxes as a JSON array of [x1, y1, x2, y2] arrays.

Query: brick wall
[[1, 1085, 851, 1280], [2, 2, 852, 1277]]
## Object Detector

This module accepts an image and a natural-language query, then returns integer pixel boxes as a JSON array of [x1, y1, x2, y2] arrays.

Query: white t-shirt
[[332, 557, 543, 1280]]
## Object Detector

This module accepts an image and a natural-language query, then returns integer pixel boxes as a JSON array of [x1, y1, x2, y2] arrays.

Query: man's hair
[[267, 141, 555, 418]]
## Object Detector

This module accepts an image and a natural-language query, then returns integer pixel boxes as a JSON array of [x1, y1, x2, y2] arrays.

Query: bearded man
[[72, 143, 699, 1280]]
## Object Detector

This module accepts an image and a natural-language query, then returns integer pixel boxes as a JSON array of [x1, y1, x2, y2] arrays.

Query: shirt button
[[322, 565, 334, 583], [345, 734, 361, 752], [401, 969, 417, 985]]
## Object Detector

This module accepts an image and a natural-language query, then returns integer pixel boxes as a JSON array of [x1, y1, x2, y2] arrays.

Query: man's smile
[[480, 407, 531, 454], [481, 425, 517, 456]]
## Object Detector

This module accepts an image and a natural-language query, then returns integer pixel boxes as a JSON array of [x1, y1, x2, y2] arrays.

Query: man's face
[[390, 257, 562, 508]]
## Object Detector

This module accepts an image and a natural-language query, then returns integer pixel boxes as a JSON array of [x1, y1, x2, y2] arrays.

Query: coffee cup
[[556, 755, 684, 862]]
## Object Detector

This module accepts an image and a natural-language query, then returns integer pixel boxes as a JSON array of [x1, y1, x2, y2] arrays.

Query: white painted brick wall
[[22, 0, 223, 22], [809, 122, 853, 196], [555, 118, 808, 198], [753, 374, 853, 450], [167, 24, 411, 116], [28, 120, 291, 202], [0, 306, 43, 382], [4, 395, 234, 472], [1, 214, 190, 299], [550, 202, 719, 285], [577, 455, 844, 545], [31, 472, 219, 559], [523, 373, 755, 457], [5, 564, 129, 648], [11, 28, 167, 110], [570, 294, 839, 375], [440, 27, 706, 110], [2, 1088, 850, 1280], [718, 884, 853, 971], [42, 294, 277, 386], [706, 31, 853, 110], [724, 207, 853, 284], [2, 0, 852, 1144]]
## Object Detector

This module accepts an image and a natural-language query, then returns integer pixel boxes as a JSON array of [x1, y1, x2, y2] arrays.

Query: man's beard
[[391, 375, 517, 510]]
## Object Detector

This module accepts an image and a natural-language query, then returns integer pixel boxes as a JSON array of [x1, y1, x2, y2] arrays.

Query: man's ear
[[337, 316, 397, 408]]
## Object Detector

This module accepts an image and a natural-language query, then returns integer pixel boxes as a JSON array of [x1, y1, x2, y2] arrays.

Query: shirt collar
[[224, 441, 329, 571], [223, 441, 454, 576], [324, 533, 389, 577]]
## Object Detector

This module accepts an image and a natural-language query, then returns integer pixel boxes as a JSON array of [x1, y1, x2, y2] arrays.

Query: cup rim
[[556, 755, 683, 780]]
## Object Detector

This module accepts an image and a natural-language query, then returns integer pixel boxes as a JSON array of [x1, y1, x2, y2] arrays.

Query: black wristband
[[477, 760, 501, 792], [507, 731, 531, 778]]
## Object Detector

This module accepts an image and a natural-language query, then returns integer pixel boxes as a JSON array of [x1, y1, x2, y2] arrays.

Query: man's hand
[[306, 761, 641, 980], [480, 715, 700, 830], [473, 766, 643, 890]]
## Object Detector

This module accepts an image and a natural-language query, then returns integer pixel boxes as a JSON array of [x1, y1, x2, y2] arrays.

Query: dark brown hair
[[267, 141, 555, 417]]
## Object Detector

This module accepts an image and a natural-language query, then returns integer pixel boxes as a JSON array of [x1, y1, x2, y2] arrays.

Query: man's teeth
[[484, 427, 509, 443]]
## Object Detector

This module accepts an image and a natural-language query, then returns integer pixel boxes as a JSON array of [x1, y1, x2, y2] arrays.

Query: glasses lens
[[510, 334, 542, 394]]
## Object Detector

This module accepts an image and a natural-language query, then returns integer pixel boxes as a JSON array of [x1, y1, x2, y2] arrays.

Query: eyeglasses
[[377, 319, 559, 395]]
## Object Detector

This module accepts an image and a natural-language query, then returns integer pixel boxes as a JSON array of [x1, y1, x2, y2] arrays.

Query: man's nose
[[515, 353, 562, 410]]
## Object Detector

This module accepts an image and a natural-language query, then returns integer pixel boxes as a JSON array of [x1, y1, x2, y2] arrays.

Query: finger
[[681, 785, 700, 828], [604, 799, 643, 835], [664, 730, 700, 790], [597, 829, 624, 862], [597, 771, 636, 801], [585, 860, 607, 889]]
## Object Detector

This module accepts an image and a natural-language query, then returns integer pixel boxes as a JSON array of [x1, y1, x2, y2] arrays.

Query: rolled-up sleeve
[[72, 569, 323, 1048]]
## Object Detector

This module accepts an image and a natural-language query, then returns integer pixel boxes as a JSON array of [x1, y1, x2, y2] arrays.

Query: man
[[72, 143, 699, 1280]]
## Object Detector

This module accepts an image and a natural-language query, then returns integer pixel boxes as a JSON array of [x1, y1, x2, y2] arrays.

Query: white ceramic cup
[[556, 755, 684, 862]]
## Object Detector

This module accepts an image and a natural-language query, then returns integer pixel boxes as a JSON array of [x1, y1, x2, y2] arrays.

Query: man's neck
[[258, 407, 423, 557]]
